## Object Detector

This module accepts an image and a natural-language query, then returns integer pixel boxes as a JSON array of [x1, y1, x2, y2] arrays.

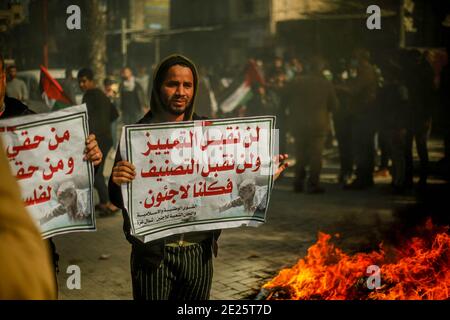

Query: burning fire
[[263, 219, 450, 300]]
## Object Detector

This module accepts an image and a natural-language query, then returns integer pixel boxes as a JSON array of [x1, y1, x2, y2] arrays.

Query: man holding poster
[[0, 104, 99, 238], [0, 54, 102, 287], [109, 54, 288, 300]]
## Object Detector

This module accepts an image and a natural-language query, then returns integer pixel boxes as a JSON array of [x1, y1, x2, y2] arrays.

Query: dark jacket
[[119, 81, 146, 113], [286, 74, 338, 136], [108, 55, 220, 268], [82, 88, 114, 148], [1, 96, 34, 119]]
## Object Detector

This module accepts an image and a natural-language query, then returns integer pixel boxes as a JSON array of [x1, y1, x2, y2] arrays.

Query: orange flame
[[263, 219, 450, 300]]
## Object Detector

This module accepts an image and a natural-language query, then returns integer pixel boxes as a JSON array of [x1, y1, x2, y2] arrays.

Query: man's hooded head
[[149, 54, 198, 121]]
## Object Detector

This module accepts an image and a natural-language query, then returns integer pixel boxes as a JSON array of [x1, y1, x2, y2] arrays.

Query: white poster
[[120, 116, 276, 242], [0, 104, 96, 238]]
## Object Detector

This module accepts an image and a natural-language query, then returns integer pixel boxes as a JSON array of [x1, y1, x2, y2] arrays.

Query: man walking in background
[[338, 49, 378, 190], [119, 67, 147, 125], [6, 65, 28, 103], [78, 68, 118, 215], [287, 56, 338, 193]]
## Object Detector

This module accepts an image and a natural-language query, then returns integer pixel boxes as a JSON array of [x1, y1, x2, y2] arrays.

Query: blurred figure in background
[[403, 49, 435, 189], [266, 57, 288, 153], [0, 62, 33, 118], [339, 48, 378, 190], [196, 66, 218, 118], [285, 57, 303, 81], [135, 65, 150, 105], [245, 83, 274, 117], [78, 68, 118, 215], [333, 58, 354, 186], [60, 69, 78, 105], [377, 56, 411, 193], [287, 56, 339, 193], [103, 77, 119, 149], [438, 46, 450, 178], [6, 65, 28, 102], [119, 67, 147, 125]]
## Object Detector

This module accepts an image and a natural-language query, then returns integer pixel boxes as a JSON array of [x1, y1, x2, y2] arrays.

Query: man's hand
[[274, 153, 289, 181], [84, 134, 102, 166], [112, 161, 136, 186]]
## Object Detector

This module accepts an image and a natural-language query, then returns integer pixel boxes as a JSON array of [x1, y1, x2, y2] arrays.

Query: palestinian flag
[[218, 59, 265, 114], [40, 65, 74, 111]]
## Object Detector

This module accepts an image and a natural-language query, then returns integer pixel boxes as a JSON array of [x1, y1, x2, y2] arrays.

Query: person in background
[[6, 65, 28, 102], [60, 69, 78, 105], [196, 65, 218, 118], [377, 56, 411, 193], [135, 65, 150, 105], [286, 56, 339, 193], [78, 68, 118, 215], [266, 58, 288, 153], [438, 46, 450, 178], [333, 58, 354, 186], [338, 48, 378, 190], [119, 67, 147, 125], [103, 77, 120, 149], [403, 49, 435, 189]]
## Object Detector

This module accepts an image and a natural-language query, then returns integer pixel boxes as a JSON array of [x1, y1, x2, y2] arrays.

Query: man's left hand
[[274, 154, 289, 181], [84, 134, 102, 166]]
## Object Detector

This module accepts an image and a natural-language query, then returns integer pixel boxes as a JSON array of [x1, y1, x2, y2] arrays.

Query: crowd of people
[[2, 49, 447, 190], [190, 47, 448, 194], [5, 46, 448, 198]]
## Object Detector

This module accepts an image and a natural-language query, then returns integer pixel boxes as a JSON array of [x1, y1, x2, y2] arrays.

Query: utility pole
[[154, 37, 160, 67], [121, 18, 128, 67], [399, 0, 405, 48], [87, 0, 107, 86], [42, 0, 48, 67]]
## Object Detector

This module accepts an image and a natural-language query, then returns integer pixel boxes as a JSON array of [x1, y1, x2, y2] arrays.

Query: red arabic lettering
[[6, 134, 45, 159], [24, 185, 52, 207], [48, 128, 71, 151]]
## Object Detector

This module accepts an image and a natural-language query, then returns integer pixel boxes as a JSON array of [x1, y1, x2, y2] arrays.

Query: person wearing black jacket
[[78, 68, 118, 215], [109, 54, 288, 300], [109, 55, 219, 300]]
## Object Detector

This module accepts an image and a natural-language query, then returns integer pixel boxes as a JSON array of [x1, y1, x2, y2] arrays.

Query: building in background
[[1, 1, 449, 74], [169, 0, 450, 68], [107, 0, 170, 72], [0, 1, 26, 60]]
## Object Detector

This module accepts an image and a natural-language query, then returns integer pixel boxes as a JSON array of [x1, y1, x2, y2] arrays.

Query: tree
[[86, 0, 107, 86]]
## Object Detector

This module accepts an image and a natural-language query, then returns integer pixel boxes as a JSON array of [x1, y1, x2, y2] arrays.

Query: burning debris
[[262, 219, 450, 300]]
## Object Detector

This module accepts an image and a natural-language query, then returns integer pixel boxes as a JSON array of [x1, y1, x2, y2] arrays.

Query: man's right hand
[[111, 161, 136, 186]]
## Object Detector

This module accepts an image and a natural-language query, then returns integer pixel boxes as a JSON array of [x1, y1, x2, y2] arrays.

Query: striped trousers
[[130, 240, 213, 300]]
